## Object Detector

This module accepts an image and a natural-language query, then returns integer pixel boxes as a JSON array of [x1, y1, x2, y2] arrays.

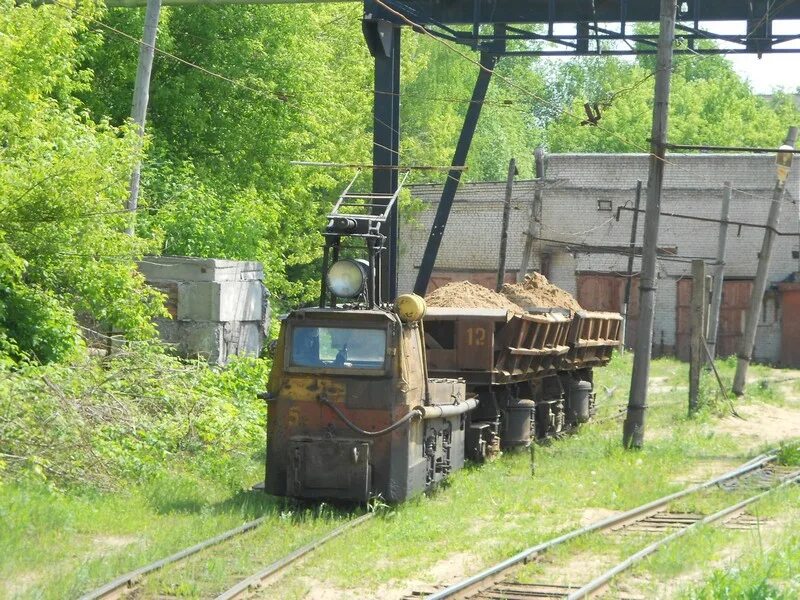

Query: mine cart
[[423, 308, 571, 383]]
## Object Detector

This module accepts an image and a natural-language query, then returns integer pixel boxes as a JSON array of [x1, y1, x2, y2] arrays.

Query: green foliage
[[401, 36, 544, 181], [0, 344, 270, 490], [84, 5, 376, 308], [81, 11, 548, 309], [0, 2, 164, 361], [776, 441, 800, 466], [542, 51, 800, 153], [683, 534, 800, 599]]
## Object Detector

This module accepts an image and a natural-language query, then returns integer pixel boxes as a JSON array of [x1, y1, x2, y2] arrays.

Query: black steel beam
[[364, 19, 401, 302], [413, 50, 496, 296], [368, 0, 800, 26]]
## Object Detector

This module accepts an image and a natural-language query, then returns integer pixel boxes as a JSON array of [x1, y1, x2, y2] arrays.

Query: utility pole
[[518, 147, 545, 282], [126, 0, 162, 236], [621, 180, 643, 353], [706, 182, 732, 361], [497, 158, 516, 291], [623, 0, 676, 449], [689, 260, 707, 415], [733, 127, 798, 395]]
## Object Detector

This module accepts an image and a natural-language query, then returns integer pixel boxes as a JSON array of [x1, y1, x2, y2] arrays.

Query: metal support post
[[733, 126, 798, 395], [518, 147, 544, 282], [496, 158, 516, 291], [689, 259, 707, 415], [365, 20, 401, 302], [127, 0, 162, 236], [413, 49, 498, 296], [706, 182, 731, 361], [623, 0, 676, 449], [621, 180, 643, 352]]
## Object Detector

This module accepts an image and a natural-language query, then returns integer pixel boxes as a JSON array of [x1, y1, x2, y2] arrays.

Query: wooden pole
[[518, 147, 544, 282], [689, 260, 707, 415], [620, 180, 643, 353], [497, 158, 516, 291], [733, 127, 798, 395], [706, 182, 731, 361], [126, 0, 162, 236], [623, 0, 677, 449]]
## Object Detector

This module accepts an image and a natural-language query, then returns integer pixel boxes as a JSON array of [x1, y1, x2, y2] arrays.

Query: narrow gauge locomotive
[[264, 177, 621, 503]]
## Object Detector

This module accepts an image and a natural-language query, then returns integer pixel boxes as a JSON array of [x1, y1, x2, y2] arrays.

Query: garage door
[[676, 278, 751, 361]]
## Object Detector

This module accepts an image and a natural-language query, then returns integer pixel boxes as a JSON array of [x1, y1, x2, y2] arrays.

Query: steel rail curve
[[426, 452, 780, 600], [565, 468, 800, 600], [214, 512, 375, 600]]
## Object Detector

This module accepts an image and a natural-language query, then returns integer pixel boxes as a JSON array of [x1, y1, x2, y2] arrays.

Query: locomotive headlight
[[326, 259, 368, 298]]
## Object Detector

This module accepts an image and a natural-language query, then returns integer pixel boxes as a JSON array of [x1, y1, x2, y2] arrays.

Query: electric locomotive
[[263, 177, 621, 503]]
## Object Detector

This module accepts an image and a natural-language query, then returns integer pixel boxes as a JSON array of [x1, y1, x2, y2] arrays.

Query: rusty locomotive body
[[263, 173, 621, 503], [264, 303, 621, 503]]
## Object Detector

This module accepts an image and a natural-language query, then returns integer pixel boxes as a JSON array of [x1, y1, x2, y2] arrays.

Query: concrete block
[[223, 321, 262, 358], [179, 321, 226, 365], [139, 256, 263, 283], [177, 281, 264, 322], [153, 318, 180, 346]]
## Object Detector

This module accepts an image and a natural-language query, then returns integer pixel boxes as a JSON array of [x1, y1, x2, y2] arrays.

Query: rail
[[79, 511, 374, 600], [425, 452, 780, 600], [78, 516, 269, 600], [566, 468, 800, 599], [215, 512, 375, 599]]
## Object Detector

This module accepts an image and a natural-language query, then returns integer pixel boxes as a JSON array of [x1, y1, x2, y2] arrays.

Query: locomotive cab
[[265, 307, 469, 503]]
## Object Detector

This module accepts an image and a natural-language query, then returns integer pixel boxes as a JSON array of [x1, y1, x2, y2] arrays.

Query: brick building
[[400, 154, 800, 365]]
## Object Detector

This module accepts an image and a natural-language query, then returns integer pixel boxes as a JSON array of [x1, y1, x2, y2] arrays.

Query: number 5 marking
[[287, 406, 300, 427]]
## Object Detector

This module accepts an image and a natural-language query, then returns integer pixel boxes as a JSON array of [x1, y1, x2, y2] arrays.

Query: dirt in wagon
[[425, 273, 581, 312], [424, 280, 525, 312], [501, 273, 582, 312]]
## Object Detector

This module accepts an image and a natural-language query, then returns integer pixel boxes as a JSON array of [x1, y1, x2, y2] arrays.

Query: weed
[[3, 355, 800, 599], [776, 441, 800, 466]]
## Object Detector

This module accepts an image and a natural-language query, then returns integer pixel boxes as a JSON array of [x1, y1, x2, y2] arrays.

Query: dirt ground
[[716, 401, 800, 450]]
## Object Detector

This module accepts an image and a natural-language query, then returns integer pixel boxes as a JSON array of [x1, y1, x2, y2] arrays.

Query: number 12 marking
[[467, 327, 486, 346]]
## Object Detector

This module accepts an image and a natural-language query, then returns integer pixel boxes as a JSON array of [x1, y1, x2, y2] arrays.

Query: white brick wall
[[400, 154, 800, 362]]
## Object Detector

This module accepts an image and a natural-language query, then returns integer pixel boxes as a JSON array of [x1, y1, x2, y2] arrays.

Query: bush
[[0, 342, 270, 491]]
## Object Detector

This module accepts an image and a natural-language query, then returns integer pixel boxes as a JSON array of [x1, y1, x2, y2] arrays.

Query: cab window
[[290, 326, 387, 369]]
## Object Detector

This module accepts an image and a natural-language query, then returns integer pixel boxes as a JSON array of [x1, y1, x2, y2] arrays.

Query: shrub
[[0, 342, 270, 491]]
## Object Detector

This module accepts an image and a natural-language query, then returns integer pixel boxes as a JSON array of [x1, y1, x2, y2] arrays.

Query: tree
[[542, 49, 800, 153], [0, 2, 163, 362]]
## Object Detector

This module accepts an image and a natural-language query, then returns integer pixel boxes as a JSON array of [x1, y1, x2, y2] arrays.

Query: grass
[[2, 353, 800, 599]]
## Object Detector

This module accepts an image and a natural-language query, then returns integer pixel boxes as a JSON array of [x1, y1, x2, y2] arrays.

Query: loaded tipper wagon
[[421, 305, 622, 455]]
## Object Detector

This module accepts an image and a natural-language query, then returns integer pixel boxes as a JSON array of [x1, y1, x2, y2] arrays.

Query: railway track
[[410, 452, 799, 600], [78, 402, 620, 600], [78, 511, 374, 600]]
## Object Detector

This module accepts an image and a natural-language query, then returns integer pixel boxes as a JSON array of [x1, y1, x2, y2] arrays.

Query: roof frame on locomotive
[[319, 170, 409, 308]]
